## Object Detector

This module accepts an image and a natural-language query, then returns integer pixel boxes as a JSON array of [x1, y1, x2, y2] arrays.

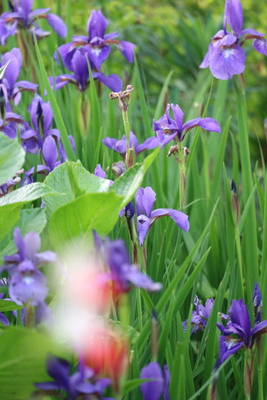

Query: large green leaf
[[0, 300, 23, 312], [44, 161, 111, 218], [44, 149, 159, 219], [0, 135, 25, 186], [0, 204, 21, 242], [109, 147, 160, 208], [0, 327, 66, 400], [49, 191, 124, 246], [0, 183, 56, 207], [0, 208, 47, 257]]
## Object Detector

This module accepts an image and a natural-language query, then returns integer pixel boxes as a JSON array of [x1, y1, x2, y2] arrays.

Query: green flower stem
[[234, 76, 258, 300], [25, 303, 35, 328], [178, 142, 187, 209], [122, 109, 134, 167], [244, 348, 254, 400], [257, 339, 264, 400]]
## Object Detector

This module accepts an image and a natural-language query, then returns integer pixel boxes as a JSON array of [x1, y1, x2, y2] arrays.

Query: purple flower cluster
[[50, 10, 135, 93], [216, 283, 267, 366], [0, 0, 67, 44], [200, 0, 267, 79]]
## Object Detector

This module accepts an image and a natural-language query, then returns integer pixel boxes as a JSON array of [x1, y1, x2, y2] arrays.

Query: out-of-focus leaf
[[0, 135, 25, 186]]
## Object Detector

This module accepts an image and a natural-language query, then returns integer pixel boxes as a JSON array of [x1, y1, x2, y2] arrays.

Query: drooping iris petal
[[253, 38, 267, 56], [116, 41, 135, 63], [151, 208, 189, 232], [209, 44, 246, 80], [137, 215, 151, 246], [136, 137, 160, 154], [46, 13, 67, 38], [93, 72, 122, 91], [122, 264, 162, 292], [218, 335, 244, 364], [0, 312, 9, 326], [140, 362, 164, 400]]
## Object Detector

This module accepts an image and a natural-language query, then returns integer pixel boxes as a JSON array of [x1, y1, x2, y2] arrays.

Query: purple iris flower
[[153, 103, 221, 148], [200, 0, 267, 79], [0, 0, 67, 44], [183, 296, 215, 333], [135, 187, 189, 246], [50, 47, 122, 92], [50, 9, 135, 93], [2, 228, 57, 306], [21, 96, 61, 154], [216, 283, 267, 365], [0, 111, 24, 139], [140, 362, 170, 400], [71, 9, 135, 67], [0, 48, 37, 106], [35, 355, 113, 400], [103, 131, 160, 159], [103, 239, 162, 293]]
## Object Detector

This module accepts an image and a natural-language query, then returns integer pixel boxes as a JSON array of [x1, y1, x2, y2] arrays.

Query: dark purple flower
[[140, 362, 170, 400], [153, 103, 221, 148], [0, 169, 23, 197], [103, 131, 159, 159], [216, 284, 267, 365], [35, 355, 113, 400], [0, 48, 37, 106], [135, 187, 189, 246], [0, 0, 67, 43], [103, 239, 162, 293], [200, 0, 267, 79]]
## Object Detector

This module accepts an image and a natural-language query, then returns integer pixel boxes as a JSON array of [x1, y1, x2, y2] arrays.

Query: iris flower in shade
[[102, 131, 160, 159], [140, 362, 170, 400], [35, 355, 113, 400], [216, 283, 267, 365], [0, 0, 67, 43], [0, 293, 9, 326], [153, 103, 221, 148], [50, 47, 122, 92], [2, 228, 57, 306], [182, 296, 228, 334], [200, 0, 267, 80], [103, 239, 162, 293], [135, 187, 189, 246], [0, 48, 37, 106]]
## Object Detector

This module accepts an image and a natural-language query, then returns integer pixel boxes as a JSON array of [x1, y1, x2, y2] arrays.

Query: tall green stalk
[[233, 76, 258, 300]]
